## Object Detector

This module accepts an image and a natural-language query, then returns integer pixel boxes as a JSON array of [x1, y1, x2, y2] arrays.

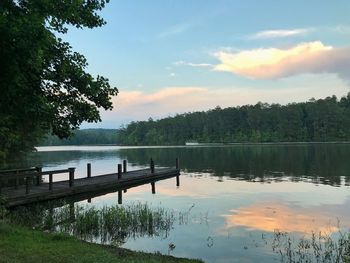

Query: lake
[[4, 144, 350, 262]]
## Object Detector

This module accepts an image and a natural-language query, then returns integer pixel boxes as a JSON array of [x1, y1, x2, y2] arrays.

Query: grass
[[7, 202, 178, 245], [0, 222, 203, 263], [268, 230, 350, 263]]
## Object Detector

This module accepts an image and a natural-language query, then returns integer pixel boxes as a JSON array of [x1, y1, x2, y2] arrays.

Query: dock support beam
[[36, 166, 42, 186], [123, 160, 127, 173], [69, 168, 75, 187], [87, 163, 91, 178], [49, 173, 53, 190], [176, 157, 179, 170], [25, 177, 30, 194], [151, 182, 156, 194], [118, 191, 122, 204], [118, 164, 122, 179], [176, 175, 180, 187], [150, 158, 155, 174]]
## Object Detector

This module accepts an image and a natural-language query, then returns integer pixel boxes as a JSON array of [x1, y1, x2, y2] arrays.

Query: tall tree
[[0, 0, 118, 157]]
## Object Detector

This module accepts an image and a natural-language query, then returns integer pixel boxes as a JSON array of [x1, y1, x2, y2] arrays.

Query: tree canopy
[[117, 94, 350, 145], [0, 0, 118, 157]]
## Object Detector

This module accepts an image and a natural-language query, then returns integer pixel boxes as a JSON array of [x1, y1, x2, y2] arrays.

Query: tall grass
[[269, 230, 350, 263], [6, 201, 180, 245]]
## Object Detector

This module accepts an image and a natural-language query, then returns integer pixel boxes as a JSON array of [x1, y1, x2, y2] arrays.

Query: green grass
[[0, 222, 203, 263]]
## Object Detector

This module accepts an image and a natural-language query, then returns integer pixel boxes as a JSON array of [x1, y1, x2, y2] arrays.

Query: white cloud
[[249, 28, 312, 39], [213, 41, 350, 82], [169, 72, 176, 77]]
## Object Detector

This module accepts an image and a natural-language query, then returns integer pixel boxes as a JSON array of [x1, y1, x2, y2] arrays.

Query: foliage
[[0, 0, 118, 157], [117, 94, 350, 145]]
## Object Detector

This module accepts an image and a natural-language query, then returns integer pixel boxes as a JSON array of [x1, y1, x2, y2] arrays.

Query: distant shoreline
[[35, 141, 350, 150]]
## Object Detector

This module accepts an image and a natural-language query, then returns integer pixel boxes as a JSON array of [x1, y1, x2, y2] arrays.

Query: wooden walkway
[[0, 162, 180, 207]]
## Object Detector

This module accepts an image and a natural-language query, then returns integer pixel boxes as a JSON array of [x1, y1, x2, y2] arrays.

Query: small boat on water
[[185, 141, 199, 146]]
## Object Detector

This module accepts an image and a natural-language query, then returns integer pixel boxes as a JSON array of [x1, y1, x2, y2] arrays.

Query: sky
[[61, 0, 350, 128]]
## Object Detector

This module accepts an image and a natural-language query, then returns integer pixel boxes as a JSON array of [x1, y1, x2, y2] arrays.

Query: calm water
[[4, 144, 350, 262]]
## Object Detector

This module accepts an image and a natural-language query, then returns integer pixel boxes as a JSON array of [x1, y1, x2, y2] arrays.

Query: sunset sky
[[62, 1, 350, 128]]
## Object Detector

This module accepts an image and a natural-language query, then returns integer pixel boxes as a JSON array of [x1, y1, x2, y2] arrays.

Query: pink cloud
[[213, 41, 350, 82]]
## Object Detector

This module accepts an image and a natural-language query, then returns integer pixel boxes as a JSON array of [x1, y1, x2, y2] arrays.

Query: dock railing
[[0, 168, 75, 195]]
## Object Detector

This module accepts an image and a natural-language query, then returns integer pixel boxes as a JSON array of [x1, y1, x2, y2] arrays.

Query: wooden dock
[[0, 159, 180, 207]]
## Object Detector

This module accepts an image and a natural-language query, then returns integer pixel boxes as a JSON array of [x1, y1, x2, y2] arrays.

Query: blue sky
[[62, 1, 350, 128]]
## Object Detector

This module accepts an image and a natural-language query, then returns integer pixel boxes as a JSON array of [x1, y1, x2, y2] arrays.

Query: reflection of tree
[[3, 144, 350, 187], [117, 145, 350, 187], [9, 202, 176, 245]]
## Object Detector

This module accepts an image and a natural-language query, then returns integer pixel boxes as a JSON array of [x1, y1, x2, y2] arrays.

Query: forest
[[116, 94, 350, 145], [41, 129, 118, 146], [41, 94, 350, 146]]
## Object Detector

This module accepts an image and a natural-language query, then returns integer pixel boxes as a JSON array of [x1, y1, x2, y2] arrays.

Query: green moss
[[0, 222, 202, 263]]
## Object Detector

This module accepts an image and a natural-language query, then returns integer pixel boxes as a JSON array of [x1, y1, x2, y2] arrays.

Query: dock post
[[118, 164, 122, 179], [36, 166, 42, 186], [151, 182, 156, 194], [118, 190, 122, 204], [123, 160, 127, 173], [68, 168, 75, 187], [25, 176, 30, 194], [49, 173, 53, 190], [176, 175, 180, 187], [87, 163, 91, 178], [150, 158, 155, 174], [176, 157, 179, 170], [123, 189, 127, 193]]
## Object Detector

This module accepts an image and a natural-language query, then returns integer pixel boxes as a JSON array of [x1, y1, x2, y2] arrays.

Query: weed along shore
[[0, 222, 203, 263]]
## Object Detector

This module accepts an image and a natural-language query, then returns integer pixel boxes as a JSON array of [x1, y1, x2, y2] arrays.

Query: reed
[[7, 201, 178, 246], [269, 229, 350, 263]]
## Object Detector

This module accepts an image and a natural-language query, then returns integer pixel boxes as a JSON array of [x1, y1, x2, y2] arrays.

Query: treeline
[[117, 94, 350, 145], [40, 129, 118, 146]]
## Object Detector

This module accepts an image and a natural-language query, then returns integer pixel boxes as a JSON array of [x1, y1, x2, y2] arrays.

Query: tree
[[0, 0, 118, 157]]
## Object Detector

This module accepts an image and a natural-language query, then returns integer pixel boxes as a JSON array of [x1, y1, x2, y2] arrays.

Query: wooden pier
[[0, 159, 180, 207]]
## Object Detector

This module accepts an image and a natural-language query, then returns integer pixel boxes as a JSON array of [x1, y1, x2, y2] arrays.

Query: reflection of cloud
[[213, 41, 350, 82], [221, 202, 343, 235], [249, 28, 312, 39]]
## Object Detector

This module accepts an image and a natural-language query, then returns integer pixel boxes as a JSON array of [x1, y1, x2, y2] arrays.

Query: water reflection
[[4, 144, 350, 262], [3, 144, 349, 186], [221, 202, 344, 235]]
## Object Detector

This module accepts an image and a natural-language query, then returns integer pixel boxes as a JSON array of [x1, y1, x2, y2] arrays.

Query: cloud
[[249, 28, 312, 39], [213, 41, 350, 82], [174, 60, 213, 68], [91, 80, 349, 128]]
